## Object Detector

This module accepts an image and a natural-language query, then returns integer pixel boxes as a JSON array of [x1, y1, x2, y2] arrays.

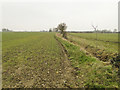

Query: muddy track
[[54, 35, 82, 88]]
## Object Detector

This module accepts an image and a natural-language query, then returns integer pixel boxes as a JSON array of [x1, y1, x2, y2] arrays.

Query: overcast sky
[[0, 0, 119, 31]]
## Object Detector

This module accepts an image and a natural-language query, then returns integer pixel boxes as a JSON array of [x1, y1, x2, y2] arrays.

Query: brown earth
[[2, 34, 83, 88]]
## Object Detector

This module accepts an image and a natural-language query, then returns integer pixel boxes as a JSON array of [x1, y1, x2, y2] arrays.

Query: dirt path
[[55, 36, 82, 88]]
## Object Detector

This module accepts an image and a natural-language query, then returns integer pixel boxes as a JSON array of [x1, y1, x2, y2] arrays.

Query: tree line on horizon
[[2, 28, 13, 32], [2, 25, 118, 34]]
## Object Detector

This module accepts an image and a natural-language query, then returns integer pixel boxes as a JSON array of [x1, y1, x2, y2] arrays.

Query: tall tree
[[57, 23, 67, 34], [57, 23, 67, 39]]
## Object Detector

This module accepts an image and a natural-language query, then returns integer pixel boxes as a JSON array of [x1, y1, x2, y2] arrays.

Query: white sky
[[0, 0, 119, 31]]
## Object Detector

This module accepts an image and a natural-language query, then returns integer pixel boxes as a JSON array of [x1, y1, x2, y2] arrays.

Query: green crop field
[[2, 32, 68, 88], [70, 33, 119, 42], [2, 32, 119, 88]]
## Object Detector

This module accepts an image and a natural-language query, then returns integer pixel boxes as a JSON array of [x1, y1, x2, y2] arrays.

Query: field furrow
[[2, 32, 119, 88], [2, 32, 81, 88]]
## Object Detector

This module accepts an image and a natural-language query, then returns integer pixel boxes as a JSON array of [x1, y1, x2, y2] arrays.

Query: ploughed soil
[[2, 34, 82, 88]]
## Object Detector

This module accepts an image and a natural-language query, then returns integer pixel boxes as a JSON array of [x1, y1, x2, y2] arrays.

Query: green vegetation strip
[[55, 35, 118, 88], [67, 33, 119, 67], [70, 33, 119, 42]]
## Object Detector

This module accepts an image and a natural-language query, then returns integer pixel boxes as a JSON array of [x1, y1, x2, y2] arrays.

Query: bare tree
[[92, 25, 98, 39], [92, 25, 98, 48]]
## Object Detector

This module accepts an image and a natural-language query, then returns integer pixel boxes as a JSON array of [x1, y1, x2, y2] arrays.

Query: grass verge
[[55, 34, 118, 88]]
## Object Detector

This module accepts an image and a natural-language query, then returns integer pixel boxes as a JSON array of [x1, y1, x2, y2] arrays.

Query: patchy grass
[[67, 33, 119, 67], [56, 35, 118, 88]]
